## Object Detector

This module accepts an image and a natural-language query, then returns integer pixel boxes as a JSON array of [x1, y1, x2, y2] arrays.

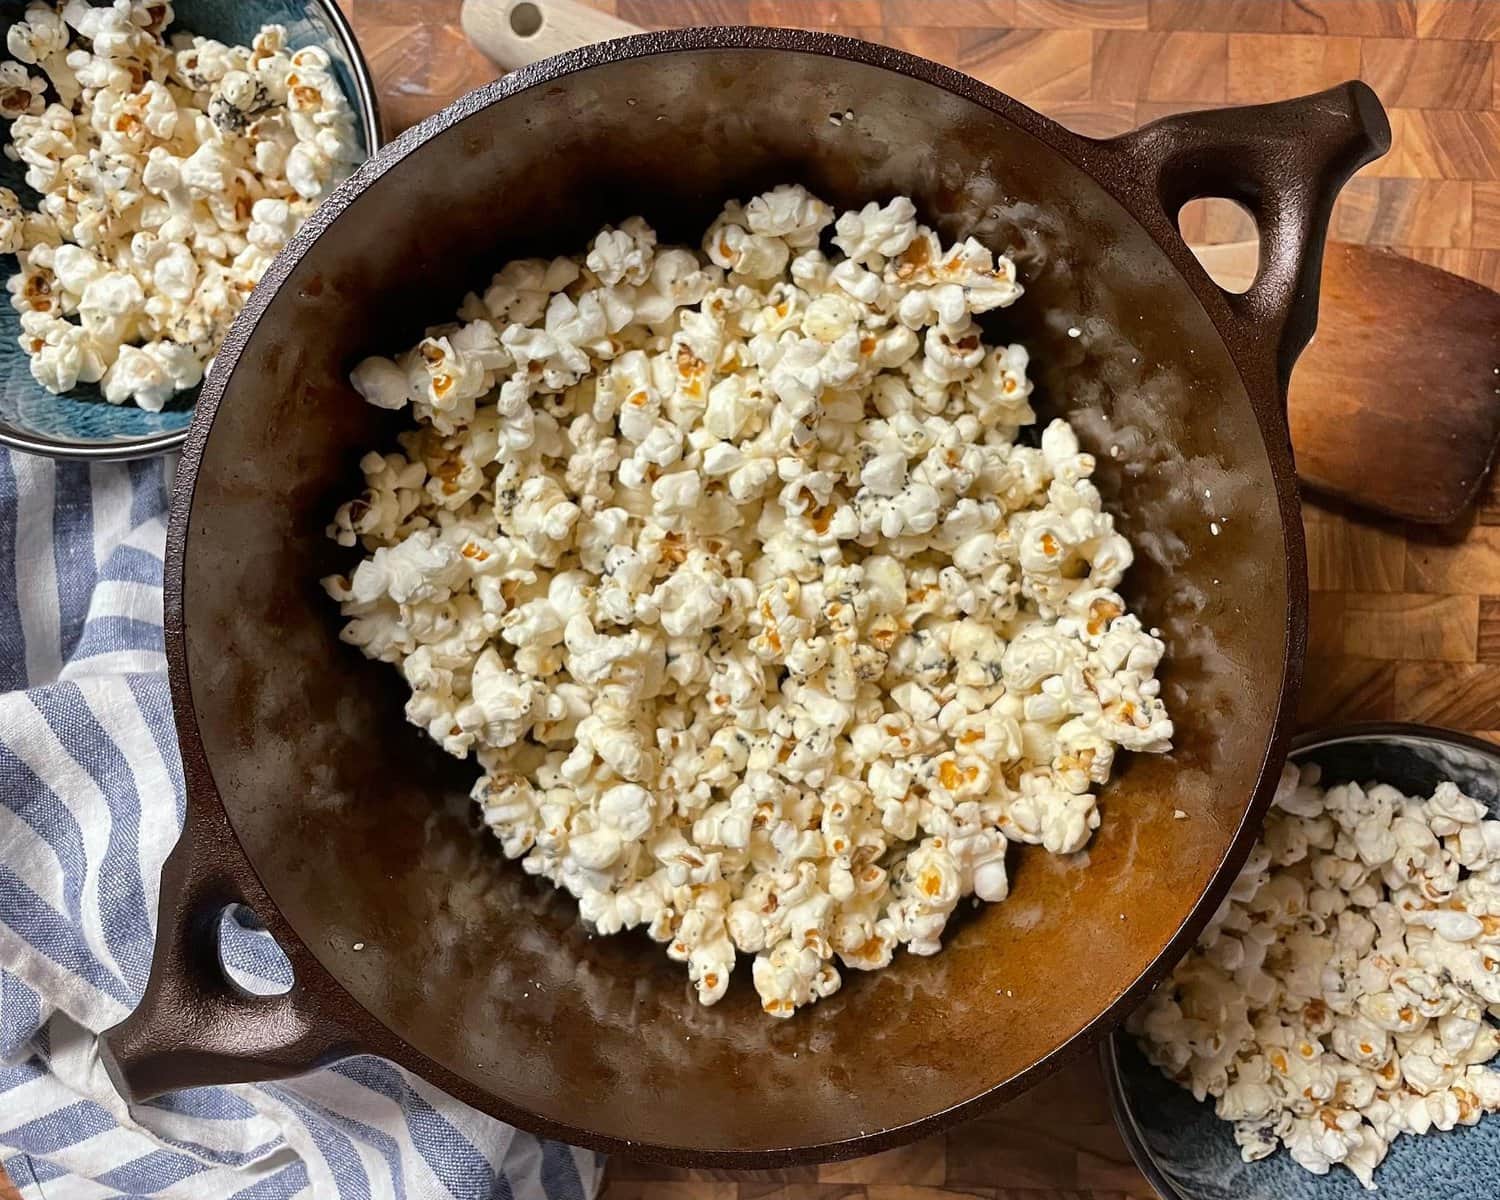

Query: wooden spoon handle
[[462, 0, 644, 73]]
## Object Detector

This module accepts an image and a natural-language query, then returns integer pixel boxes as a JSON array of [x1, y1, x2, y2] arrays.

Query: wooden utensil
[[1195, 240, 1500, 524], [461, 0, 638, 66], [463, 0, 1499, 526]]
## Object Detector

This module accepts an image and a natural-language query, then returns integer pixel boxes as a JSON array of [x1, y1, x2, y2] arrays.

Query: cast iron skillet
[[99, 27, 1389, 1166]]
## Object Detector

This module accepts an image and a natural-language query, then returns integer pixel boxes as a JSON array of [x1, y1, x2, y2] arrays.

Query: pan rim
[[163, 25, 1305, 1166]]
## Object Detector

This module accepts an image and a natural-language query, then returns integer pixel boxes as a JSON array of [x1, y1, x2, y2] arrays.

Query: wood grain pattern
[[1015, 0, 1147, 28], [883, 0, 1016, 25], [1283, 0, 1418, 37], [1396, 662, 1500, 728], [1034, 98, 1139, 136], [1341, 593, 1479, 660], [1476, 596, 1500, 662], [619, 0, 747, 20], [1359, 35, 1493, 108], [1284, 243, 1500, 523], [1093, 30, 1227, 101], [1298, 656, 1398, 726], [1475, 182, 1500, 247], [1226, 32, 1362, 103], [1407, 526, 1500, 593], [1330, 178, 1472, 247], [1416, 0, 1500, 42], [747, 0, 884, 26], [1149, 0, 1280, 31], [1403, 245, 1500, 282], [1305, 509, 1407, 591], [1369, 109, 1500, 181], [961, 28, 1096, 100], [1176, 195, 1257, 242], [2, 5, 1492, 1200]]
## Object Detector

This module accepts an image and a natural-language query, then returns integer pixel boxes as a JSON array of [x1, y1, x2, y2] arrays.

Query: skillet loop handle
[[1107, 81, 1389, 395], [100, 803, 357, 1102]]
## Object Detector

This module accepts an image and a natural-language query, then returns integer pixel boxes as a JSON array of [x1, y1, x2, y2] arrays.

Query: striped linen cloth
[[0, 448, 604, 1200]]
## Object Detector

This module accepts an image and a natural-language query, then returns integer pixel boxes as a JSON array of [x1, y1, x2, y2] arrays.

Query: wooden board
[[5, 3, 1497, 1199], [1186, 236, 1500, 523], [1289, 243, 1500, 523]]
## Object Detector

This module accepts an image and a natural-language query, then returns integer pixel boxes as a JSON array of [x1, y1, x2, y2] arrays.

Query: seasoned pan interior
[[178, 42, 1292, 1155]]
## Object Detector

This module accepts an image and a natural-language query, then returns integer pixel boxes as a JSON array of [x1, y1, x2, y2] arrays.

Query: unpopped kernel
[[0, 0, 360, 410], [326, 185, 1173, 1016], [1131, 763, 1500, 1189]]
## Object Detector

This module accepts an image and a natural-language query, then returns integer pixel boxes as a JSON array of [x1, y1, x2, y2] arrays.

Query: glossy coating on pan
[[104, 27, 1386, 1166]]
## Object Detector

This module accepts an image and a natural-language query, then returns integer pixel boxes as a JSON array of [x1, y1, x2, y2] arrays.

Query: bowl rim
[[160, 25, 1309, 1166], [0, 0, 383, 463], [1102, 720, 1500, 1200]]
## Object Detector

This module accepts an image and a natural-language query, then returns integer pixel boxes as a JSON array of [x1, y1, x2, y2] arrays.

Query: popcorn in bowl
[[324, 184, 1174, 1016], [0, 0, 360, 411], [1130, 762, 1500, 1189]]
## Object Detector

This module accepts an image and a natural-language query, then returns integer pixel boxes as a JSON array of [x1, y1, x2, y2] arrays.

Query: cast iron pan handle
[[1104, 81, 1390, 393], [100, 795, 360, 1101]]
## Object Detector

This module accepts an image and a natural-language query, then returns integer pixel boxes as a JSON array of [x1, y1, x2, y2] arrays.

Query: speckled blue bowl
[[0, 0, 379, 460], [1105, 723, 1500, 1200]]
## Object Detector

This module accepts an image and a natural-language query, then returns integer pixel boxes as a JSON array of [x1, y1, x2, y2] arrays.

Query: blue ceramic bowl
[[0, 0, 379, 460], [1105, 723, 1500, 1200]]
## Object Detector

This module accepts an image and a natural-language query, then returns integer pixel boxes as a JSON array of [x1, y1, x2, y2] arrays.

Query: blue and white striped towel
[[0, 447, 604, 1199]]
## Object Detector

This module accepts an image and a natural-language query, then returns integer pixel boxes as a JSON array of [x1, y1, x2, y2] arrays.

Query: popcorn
[[744, 183, 833, 248], [328, 186, 1172, 1017], [0, 61, 47, 120], [77, 270, 143, 345], [285, 139, 330, 200], [586, 217, 656, 288], [833, 195, 918, 266], [1131, 764, 1500, 1190], [100, 339, 202, 410], [22, 310, 107, 391], [1, 5, 360, 409], [0, 187, 28, 255], [7, 5, 70, 69]]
